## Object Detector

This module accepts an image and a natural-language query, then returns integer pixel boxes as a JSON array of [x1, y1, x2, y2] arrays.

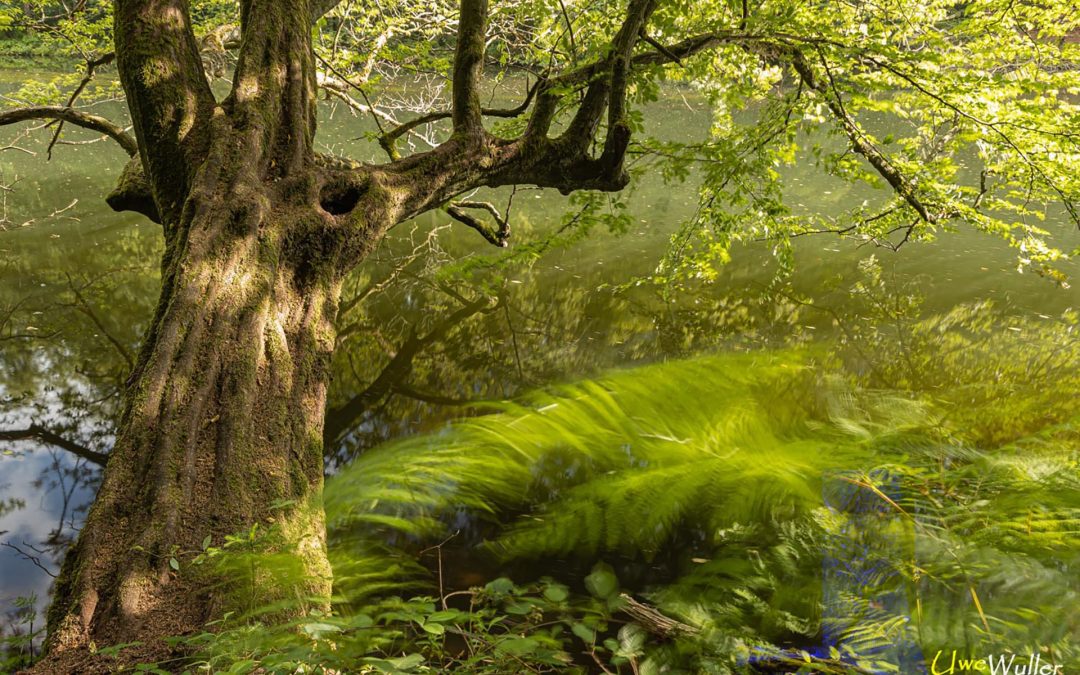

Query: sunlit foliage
[[4, 0, 1078, 278]]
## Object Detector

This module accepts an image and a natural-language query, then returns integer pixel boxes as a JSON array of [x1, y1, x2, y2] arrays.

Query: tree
[[1, 0, 1078, 666]]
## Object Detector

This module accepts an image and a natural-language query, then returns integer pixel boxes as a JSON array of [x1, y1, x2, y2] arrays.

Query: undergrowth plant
[[124, 305, 1079, 674]]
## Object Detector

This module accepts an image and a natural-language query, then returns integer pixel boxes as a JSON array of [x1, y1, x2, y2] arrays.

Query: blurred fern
[[319, 339, 1078, 672], [180, 303, 1080, 673]]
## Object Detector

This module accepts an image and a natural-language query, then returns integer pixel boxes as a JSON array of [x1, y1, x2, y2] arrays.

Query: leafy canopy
[[2, 0, 1078, 281]]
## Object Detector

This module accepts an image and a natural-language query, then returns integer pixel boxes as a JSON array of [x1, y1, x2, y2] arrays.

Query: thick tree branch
[[0, 425, 109, 466], [115, 0, 216, 224], [383, 0, 661, 213], [327, 15, 756, 256], [326, 23, 748, 229], [608, 1, 656, 121], [452, 0, 489, 135], [0, 106, 137, 157], [231, 0, 319, 175]]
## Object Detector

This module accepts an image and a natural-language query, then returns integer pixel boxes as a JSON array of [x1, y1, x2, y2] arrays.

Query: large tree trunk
[[17, 0, 655, 668], [42, 155, 348, 666]]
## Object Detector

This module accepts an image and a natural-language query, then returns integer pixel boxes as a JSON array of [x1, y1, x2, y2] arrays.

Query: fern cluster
[[180, 303, 1080, 673]]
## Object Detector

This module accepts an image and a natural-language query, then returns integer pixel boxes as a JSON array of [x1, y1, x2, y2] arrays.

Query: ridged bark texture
[[44, 130, 345, 667]]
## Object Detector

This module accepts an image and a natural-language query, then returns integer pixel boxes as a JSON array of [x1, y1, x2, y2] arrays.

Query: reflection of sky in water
[[737, 470, 928, 674], [1, 379, 100, 627], [821, 471, 925, 674], [0, 447, 88, 604], [0, 446, 96, 626]]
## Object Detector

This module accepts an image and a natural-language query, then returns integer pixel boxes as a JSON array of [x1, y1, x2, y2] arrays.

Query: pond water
[[1, 69, 1078, 669]]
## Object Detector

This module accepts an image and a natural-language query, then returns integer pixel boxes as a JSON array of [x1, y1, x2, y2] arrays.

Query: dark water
[[1, 68, 1077, 662]]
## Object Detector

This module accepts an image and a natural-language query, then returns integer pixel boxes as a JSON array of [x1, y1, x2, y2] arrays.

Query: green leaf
[[363, 653, 425, 673], [496, 636, 539, 656], [485, 577, 514, 595], [420, 621, 445, 635], [349, 612, 374, 628], [505, 600, 536, 615], [426, 610, 460, 622], [616, 624, 646, 658], [585, 563, 618, 599], [543, 584, 569, 603], [572, 622, 596, 644]]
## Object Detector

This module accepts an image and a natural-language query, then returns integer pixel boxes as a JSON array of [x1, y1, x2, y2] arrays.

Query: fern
[[175, 301, 1080, 673], [317, 337, 1080, 672]]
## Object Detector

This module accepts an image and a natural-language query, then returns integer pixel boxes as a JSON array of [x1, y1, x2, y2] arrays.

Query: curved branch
[[0, 106, 138, 157], [0, 425, 109, 466], [789, 49, 938, 224], [446, 201, 510, 247]]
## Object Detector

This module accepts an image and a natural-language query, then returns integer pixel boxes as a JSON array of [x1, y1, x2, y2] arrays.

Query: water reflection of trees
[[2, 220, 657, 565], [0, 216, 741, 554], [6, 223, 1077, 478], [324, 226, 661, 464], [0, 226, 157, 657]]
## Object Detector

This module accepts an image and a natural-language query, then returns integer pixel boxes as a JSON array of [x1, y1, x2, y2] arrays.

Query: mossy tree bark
[[27, 0, 679, 663]]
